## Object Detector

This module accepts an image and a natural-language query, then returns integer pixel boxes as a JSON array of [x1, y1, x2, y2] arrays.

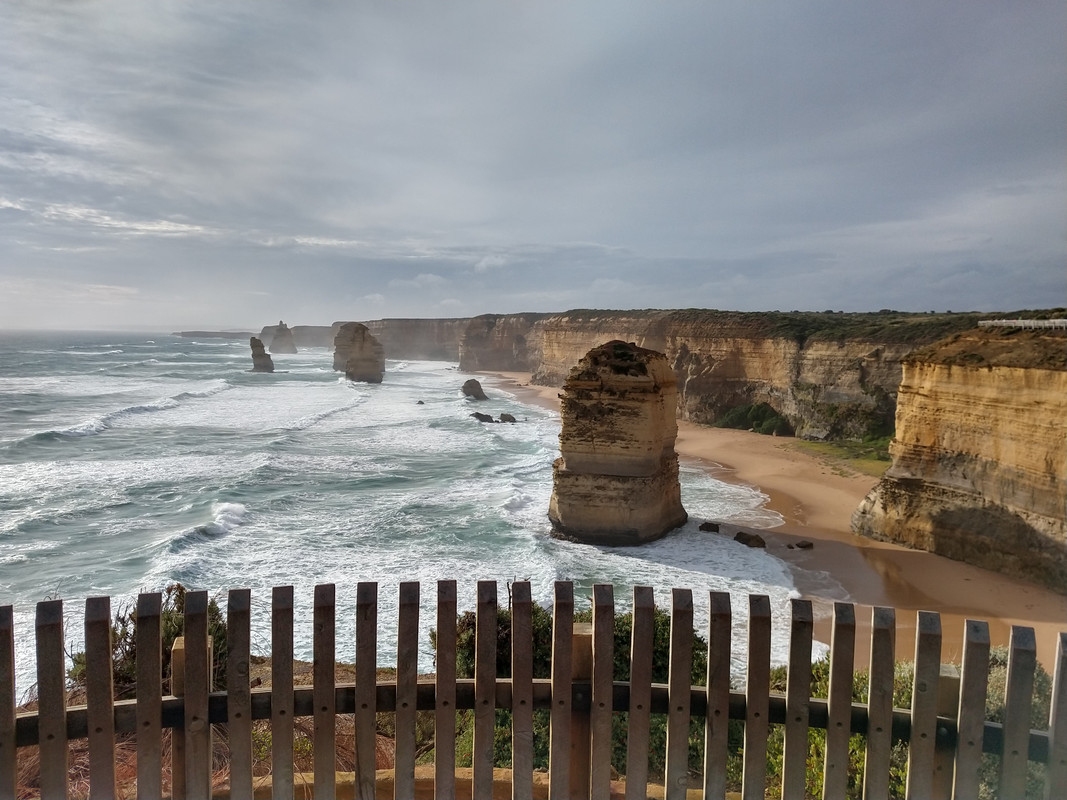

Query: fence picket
[[905, 611, 941, 800], [313, 584, 337, 797], [999, 625, 1036, 799], [474, 580, 499, 800], [590, 584, 614, 800], [743, 595, 771, 800], [36, 599, 68, 799], [782, 599, 813, 800], [271, 586, 295, 798], [1046, 632, 1067, 800], [665, 588, 694, 800], [85, 597, 117, 800], [824, 602, 856, 800], [0, 607, 14, 798], [864, 606, 896, 800], [226, 589, 253, 800], [550, 581, 574, 800], [183, 591, 212, 799], [703, 591, 732, 800], [436, 580, 458, 800], [953, 619, 990, 799], [625, 587, 654, 800], [354, 582, 378, 800], [135, 593, 163, 799], [394, 581, 420, 799]]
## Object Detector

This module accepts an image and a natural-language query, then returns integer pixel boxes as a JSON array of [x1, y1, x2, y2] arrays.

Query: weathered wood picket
[[2, 580, 1066, 799]]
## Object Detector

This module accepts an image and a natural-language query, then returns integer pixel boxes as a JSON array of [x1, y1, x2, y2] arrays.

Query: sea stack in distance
[[249, 337, 275, 372], [333, 322, 385, 383], [549, 340, 687, 545], [269, 320, 298, 354]]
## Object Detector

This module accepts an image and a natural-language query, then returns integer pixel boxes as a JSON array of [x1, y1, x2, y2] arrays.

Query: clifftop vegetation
[[908, 325, 1067, 370], [547, 308, 1061, 346]]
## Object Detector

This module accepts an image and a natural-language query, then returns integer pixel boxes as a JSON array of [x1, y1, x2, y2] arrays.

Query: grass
[[793, 437, 892, 478]]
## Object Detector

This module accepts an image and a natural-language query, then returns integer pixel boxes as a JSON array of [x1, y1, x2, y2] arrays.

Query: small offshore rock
[[462, 379, 488, 400], [416, 400, 425, 405], [499, 413, 517, 423], [698, 521, 720, 532], [796, 539, 814, 549], [734, 531, 766, 548], [470, 412, 495, 423]]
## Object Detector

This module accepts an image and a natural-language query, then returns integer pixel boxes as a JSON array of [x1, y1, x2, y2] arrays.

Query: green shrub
[[68, 583, 227, 698], [715, 402, 793, 436]]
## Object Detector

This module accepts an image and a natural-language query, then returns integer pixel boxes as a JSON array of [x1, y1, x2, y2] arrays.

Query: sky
[[1, 1, 1065, 330]]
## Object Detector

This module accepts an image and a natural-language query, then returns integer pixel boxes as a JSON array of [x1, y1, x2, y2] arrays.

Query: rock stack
[[548, 340, 687, 545], [333, 322, 385, 383], [268, 321, 298, 354], [249, 337, 274, 373]]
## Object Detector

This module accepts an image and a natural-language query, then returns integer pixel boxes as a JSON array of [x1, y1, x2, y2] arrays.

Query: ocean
[[0, 331, 803, 697]]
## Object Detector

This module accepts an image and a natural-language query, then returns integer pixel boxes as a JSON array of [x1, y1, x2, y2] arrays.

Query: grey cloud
[[0, 1, 1063, 330]]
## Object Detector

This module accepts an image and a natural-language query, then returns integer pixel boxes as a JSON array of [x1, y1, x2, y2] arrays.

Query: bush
[[431, 600, 710, 778], [715, 403, 793, 436], [68, 583, 227, 698]]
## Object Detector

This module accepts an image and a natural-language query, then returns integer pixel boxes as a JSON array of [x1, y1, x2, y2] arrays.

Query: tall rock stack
[[333, 322, 385, 383], [249, 337, 274, 372], [852, 325, 1067, 592], [549, 340, 687, 545], [269, 321, 298, 354]]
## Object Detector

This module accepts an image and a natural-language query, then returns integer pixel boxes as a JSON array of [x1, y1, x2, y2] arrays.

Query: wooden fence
[[3, 580, 1066, 799]]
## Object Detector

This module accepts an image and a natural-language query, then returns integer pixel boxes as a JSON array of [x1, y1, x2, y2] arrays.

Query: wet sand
[[484, 372, 1067, 670]]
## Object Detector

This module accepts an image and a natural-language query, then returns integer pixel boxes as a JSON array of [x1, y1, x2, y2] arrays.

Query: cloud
[[0, 1, 1063, 329]]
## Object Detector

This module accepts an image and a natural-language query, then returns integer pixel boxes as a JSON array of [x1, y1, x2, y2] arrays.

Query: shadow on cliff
[[927, 504, 1067, 597]]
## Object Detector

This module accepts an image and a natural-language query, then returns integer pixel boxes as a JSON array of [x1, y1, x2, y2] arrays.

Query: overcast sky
[[2, 1, 1064, 330]]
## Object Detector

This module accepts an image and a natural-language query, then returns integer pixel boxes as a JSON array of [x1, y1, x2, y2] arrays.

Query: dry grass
[[13, 685, 397, 799]]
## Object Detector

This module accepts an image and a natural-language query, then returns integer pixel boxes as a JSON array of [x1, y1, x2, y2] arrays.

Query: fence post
[[570, 622, 593, 800], [171, 636, 186, 800], [932, 664, 960, 799]]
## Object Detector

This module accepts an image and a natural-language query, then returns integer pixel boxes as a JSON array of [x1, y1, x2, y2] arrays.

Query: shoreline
[[483, 371, 1067, 670]]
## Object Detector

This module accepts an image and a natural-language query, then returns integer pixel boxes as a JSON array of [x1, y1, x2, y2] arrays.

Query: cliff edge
[[851, 326, 1067, 592]]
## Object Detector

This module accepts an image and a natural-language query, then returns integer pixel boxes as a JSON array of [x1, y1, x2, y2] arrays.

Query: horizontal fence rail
[[2, 581, 1065, 799]]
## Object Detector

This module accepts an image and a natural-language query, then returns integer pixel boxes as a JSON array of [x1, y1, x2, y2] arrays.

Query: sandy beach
[[485, 372, 1067, 671]]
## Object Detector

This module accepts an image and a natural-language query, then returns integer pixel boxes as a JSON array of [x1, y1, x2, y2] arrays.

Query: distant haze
[[1, 2, 1064, 330]]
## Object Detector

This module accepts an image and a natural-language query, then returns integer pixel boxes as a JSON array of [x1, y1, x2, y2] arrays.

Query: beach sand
[[484, 372, 1067, 671]]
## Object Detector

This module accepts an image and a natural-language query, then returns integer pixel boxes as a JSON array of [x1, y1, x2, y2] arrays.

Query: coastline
[[484, 371, 1067, 670]]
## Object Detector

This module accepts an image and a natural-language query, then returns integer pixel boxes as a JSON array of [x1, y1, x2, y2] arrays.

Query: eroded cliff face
[[549, 341, 687, 544], [852, 329, 1067, 591], [355, 318, 471, 361], [457, 313, 547, 372], [460, 310, 948, 438]]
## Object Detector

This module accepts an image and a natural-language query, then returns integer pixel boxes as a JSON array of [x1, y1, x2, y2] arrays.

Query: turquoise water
[[0, 331, 797, 696]]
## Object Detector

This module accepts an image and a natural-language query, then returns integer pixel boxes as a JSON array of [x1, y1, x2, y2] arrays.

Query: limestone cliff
[[268, 321, 298, 354], [258, 324, 334, 348], [852, 327, 1067, 592], [457, 313, 546, 372], [459, 310, 988, 439], [355, 318, 471, 361], [549, 341, 687, 545], [333, 323, 385, 383]]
